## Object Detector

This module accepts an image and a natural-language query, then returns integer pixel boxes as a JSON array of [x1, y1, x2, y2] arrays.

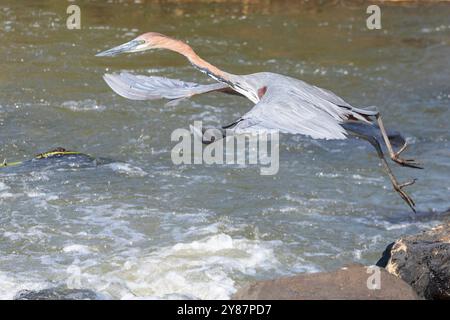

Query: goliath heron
[[96, 32, 421, 212]]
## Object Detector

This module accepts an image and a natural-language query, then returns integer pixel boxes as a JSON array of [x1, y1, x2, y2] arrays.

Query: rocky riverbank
[[381, 221, 449, 299], [234, 219, 449, 300], [13, 218, 449, 300]]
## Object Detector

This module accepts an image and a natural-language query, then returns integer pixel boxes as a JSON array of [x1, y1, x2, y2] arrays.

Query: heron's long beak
[[95, 40, 143, 57]]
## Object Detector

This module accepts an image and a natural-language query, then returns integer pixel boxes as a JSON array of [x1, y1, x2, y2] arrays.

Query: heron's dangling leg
[[352, 132, 417, 213], [375, 114, 422, 169]]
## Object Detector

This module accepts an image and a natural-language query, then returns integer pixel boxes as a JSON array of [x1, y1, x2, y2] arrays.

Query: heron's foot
[[391, 156, 423, 169], [393, 179, 417, 213], [394, 142, 408, 157], [391, 143, 423, 169]]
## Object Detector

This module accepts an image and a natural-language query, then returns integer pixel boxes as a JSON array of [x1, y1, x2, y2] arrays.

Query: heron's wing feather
[[313, 86, 378, 116], [231, 85, 350, 140], [279, 76, 379, 117], [103, 72, 233, 101]]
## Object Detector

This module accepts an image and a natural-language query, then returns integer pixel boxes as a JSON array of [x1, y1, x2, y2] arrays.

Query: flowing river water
[[0, 1, 449, 299]]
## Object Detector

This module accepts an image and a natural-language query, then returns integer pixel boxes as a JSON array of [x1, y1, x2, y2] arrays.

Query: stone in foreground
[[385, 222, 450, 300], [233, 264, 419, 300], [15, 286, 101, 300]]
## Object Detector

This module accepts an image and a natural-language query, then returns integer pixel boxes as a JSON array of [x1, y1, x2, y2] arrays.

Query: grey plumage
[[105, 71, 383, 141], [103, 72, 231, 101], [225, 72, 381, 140]]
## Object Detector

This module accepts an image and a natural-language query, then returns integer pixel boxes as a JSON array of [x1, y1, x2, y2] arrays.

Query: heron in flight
[[96, 32, 421, 212]]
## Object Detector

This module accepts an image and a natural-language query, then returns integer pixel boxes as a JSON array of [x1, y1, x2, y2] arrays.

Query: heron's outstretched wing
[[229, 85, 352, 140], [300, 82, 379, 117], [103, 72, 239, 101]]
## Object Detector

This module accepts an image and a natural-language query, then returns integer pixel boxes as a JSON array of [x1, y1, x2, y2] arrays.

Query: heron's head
[[96, 32, 172, 57]]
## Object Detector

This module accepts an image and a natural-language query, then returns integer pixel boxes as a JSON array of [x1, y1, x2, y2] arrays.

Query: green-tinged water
[[0, 1, 449, 299]]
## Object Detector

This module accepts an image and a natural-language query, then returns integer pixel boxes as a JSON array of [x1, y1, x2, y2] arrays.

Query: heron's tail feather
[[103, 72, 232, 101], [342, 121, 406, 149]]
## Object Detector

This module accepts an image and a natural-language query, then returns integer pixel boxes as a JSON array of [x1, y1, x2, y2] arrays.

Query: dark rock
[[14, 286, 102, 300], [385, 222, 450, 300], [376, 242, 395, 268], [445, 208, 450, 221], [233, 264, 419, 300]]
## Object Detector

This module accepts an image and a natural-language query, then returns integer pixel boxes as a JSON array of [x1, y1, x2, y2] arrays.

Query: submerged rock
[[384, 222, 450, 300], [233, 264, 418, 300], [14, 286, 101, 300]]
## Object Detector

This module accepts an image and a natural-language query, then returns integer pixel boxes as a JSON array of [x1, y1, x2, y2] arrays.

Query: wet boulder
[[14, 286, 102, 300], [233, 264, 419, 300], [385, 222, 450, 300]]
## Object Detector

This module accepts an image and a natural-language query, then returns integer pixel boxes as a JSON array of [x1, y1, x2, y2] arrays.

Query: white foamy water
[[0, 228, 287, 300], [60, 99, 106, 112], [93, 234, 283, 299], [63, 244, 91, 255], [105, 163, 148, 177], [0, 182, 9, 191], [0, 272, 48, 300]]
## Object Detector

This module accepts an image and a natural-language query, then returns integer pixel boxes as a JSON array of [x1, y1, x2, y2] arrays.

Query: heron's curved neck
[[156, 38, 233, 84]]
